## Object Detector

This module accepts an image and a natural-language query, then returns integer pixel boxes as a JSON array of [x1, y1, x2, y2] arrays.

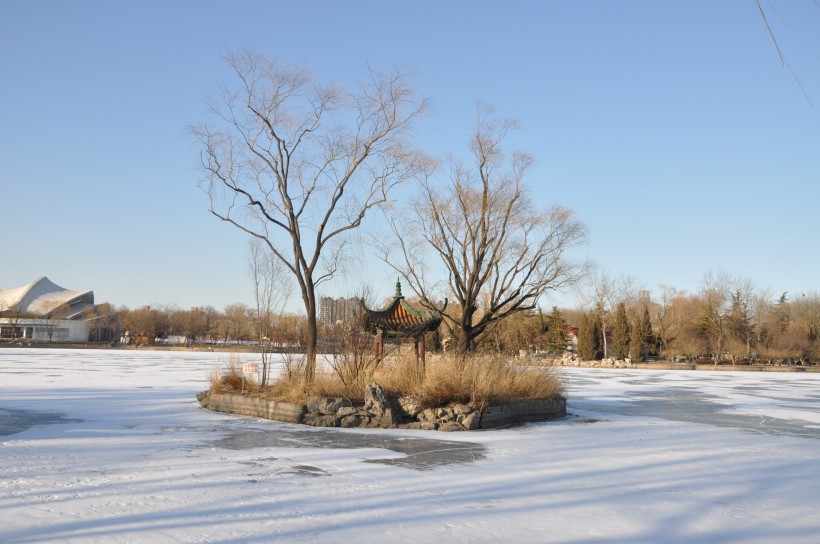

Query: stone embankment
[[197, 382, 566, 431], [551, 357, 638, 369], [549, 357, 819, 372]]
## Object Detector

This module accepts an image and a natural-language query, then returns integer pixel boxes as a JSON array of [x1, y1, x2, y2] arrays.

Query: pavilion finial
[[395, 277, 403, 298]]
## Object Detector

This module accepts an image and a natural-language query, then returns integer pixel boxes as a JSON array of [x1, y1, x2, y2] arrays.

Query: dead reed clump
[[443, 354, 563, 408], [261, 367, 366, 403], [373, 352, 426, 395], [377, 353, 563, 409], [208, 352, 563, 409], [207, 355, 255, 393], [263, 374, 310, 404], [307, 371, 364, 402]]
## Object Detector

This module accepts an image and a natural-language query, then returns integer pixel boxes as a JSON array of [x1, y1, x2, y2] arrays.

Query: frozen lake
[[1, 348, 819, 543]]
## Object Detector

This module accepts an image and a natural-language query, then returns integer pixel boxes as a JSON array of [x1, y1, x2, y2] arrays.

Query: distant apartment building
[[318, 296, 360, 326]]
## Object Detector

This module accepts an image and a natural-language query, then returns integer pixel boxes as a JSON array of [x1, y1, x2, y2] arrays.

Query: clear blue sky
[[2, 0, 818, 313]]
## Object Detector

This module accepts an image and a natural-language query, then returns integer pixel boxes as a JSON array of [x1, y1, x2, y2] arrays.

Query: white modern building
[[0, 277, 101, 341]]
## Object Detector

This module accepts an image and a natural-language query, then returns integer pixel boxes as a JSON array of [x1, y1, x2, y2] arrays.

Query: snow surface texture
[[1, 348, 819, 543]]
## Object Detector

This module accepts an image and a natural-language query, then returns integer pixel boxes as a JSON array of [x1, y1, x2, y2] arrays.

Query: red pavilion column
[[420, 334, 426, 373], [374, 330, 384, 359]]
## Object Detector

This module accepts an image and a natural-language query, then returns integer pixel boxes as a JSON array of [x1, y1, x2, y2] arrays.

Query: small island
[[198, 282, 566, 431]]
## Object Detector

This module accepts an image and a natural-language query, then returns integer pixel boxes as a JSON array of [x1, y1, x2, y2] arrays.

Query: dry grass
[[208, 352, 563, 409], [208, 355, 254, 393], [382, 354, 564, 409]]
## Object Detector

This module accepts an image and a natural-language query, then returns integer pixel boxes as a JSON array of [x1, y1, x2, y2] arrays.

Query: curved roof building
[[0, 277, 95, 319]]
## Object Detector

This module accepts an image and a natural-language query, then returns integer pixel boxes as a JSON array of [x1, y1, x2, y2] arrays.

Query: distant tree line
[[92, 267, 819, 367], [481, 272, 819, 365], [114, 303, 306, 347]]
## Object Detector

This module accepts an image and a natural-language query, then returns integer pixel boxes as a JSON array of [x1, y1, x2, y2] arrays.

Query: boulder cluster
[[303, 383, 481, 431], [552, 357, 637, 368], [198, 382, 566, 431]]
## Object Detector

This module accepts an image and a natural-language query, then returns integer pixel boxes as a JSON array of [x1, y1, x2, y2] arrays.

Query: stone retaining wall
[[197, 383, 566, 431], [549, 359, 819, 373]]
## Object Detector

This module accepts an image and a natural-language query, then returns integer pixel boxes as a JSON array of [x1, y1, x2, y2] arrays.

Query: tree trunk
[[455, 306, 477, 354], [304, 298, 318, 383], [456, 329, 475, 354], [714, 327, 723, 365]]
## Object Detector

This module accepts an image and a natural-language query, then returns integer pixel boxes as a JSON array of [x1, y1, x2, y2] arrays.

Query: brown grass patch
[[382, 354, 563, 409], [208, 355, 254, 393], [209, 352, 563, 409]]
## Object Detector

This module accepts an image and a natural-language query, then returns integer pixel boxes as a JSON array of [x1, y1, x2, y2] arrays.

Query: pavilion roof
[[360, 281, 442, 337]]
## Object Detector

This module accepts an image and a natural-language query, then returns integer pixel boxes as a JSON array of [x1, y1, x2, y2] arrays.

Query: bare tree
[[586, 272, 640, 358], [249, 238, 291, 385], [119, 304, 172, 344], [653, 285, 683, 354], [38, 301, 64, 342], [169, 307, 210, 345], [222, 303, 249, 343], [0, 300, 9, 341], [588, 271, 615, 358], [699, 271, 733, 364], [87, 303, 119, 343], [380, 106, 587, 353], [1, 305, 27, 341], [724, 277, 763, 360], [194, 49, 427, 381]]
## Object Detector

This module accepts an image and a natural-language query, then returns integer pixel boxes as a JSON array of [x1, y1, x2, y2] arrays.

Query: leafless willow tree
[[379, 107, 587, 353], [193, 49, 428, 381], [249, 238, 291, 385]]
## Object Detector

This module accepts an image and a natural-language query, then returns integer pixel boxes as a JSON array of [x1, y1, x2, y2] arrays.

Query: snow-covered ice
[[1, 348, 819, 543]]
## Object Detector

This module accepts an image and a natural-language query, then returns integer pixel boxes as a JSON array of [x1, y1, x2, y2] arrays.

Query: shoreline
[[2, 342, 818, 373], [550, 359, 820, 373]]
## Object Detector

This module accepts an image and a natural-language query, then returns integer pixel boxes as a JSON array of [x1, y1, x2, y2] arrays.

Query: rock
[[327, 397, 352, 413], [376, 412, 400, 428], [397, 421, 425, 430], [436, 407, 456, 421], [420, 408, 438, 422], [453, 404, 472, 416], [306, 396, 322, 414], [363, 382, 399, 426], [438, 422, 465, 432], [308, 396, 352, 415], [340, 415, 365, 428], [303, 413, 338, 427], [419, 421, 439, 431], [397, 396, 423, 418], [364, 383, 390, 414], [336, 406, 361, 418], [459, 410, 481, 431]]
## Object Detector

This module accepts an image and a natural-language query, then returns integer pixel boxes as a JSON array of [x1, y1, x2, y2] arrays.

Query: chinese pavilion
[[360, 280, 443, 370]]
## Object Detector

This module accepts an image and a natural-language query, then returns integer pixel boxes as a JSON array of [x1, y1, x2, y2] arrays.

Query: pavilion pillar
[[374, 330, 385, 360], [420, 334, 426, 374]]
